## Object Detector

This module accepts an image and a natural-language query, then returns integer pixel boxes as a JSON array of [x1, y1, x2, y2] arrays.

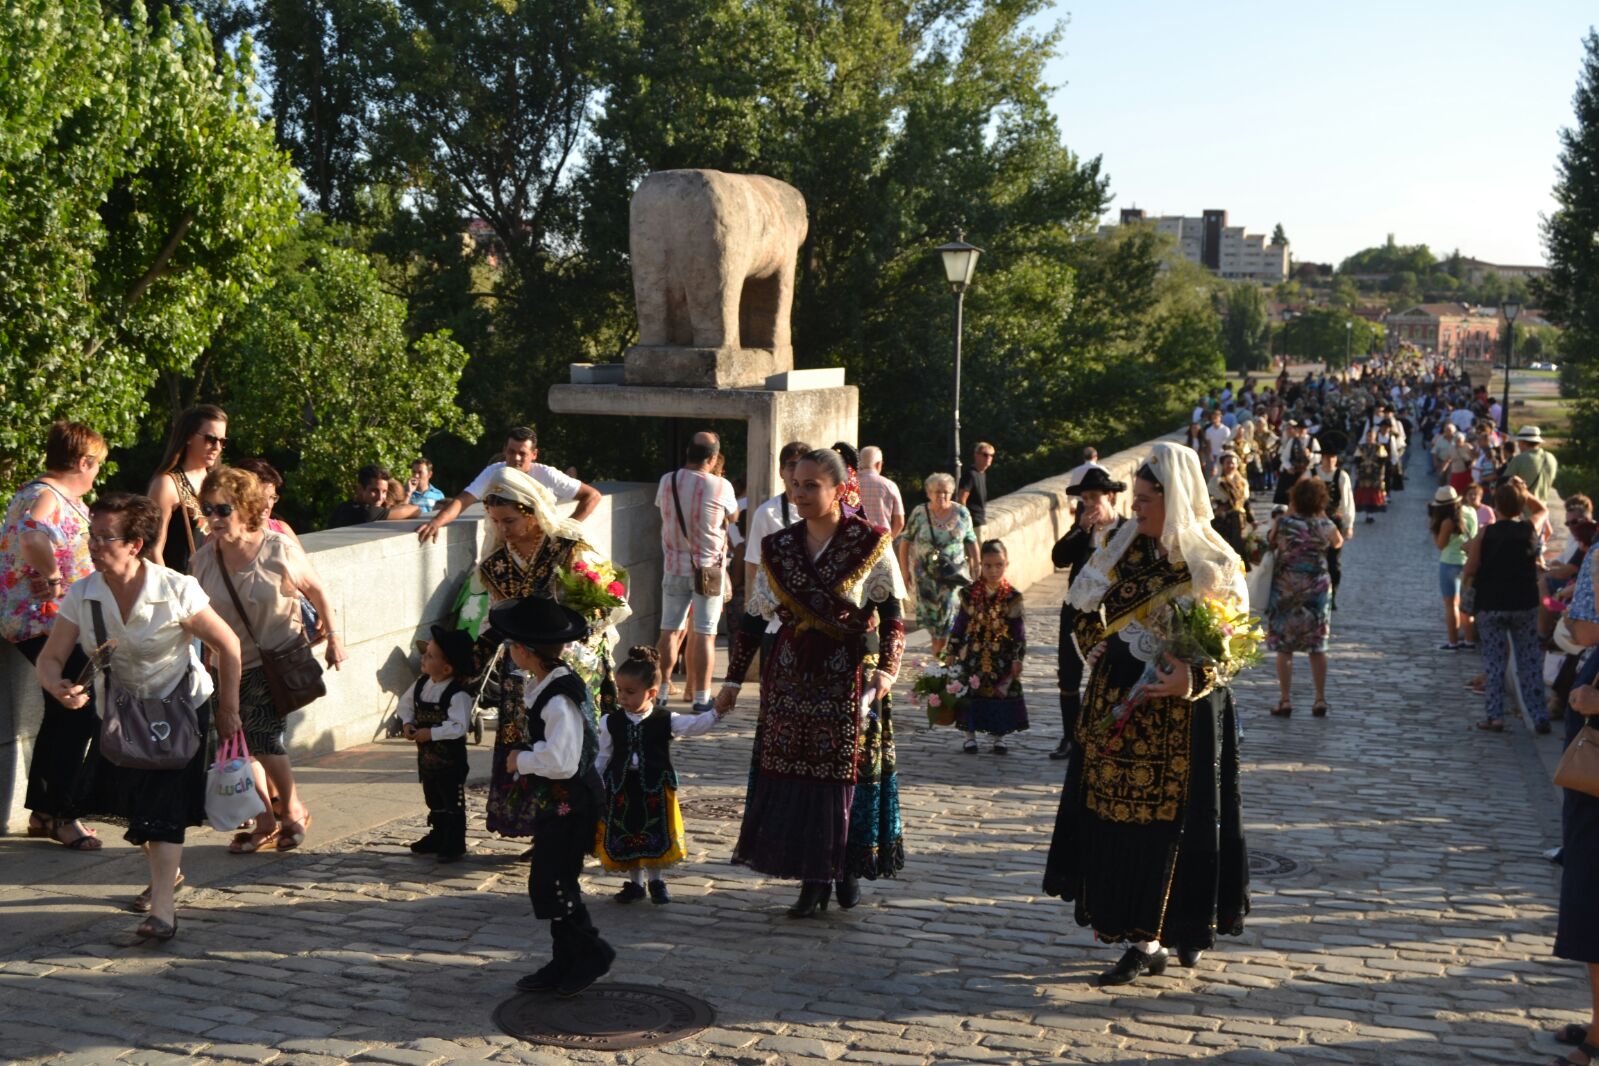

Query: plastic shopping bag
[[205, 733, 266, 832]]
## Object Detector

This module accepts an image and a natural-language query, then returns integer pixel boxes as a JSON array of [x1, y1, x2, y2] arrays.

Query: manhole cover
[[1250, 851, 1304, 878], [493, 983, 715, 1050], [677, 795, 744, 821]]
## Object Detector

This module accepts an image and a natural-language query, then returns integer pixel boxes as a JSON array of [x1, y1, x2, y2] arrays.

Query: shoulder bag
[[671, 471, 724, 598], [89, 600, 203, 770], [218, 553, 326, 718], [1555, 721, 1599, 799]]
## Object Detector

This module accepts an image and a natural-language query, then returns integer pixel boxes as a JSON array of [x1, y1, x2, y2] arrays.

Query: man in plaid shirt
[[857, 446, 905, 538]]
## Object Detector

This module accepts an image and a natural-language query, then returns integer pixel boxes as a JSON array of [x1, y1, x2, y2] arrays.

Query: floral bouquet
[[1095, 595, 1264, 751], [909, 657, 973, 727], [558, 557, 629, 623]]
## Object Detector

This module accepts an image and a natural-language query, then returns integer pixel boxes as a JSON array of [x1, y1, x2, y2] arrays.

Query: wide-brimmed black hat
[[1315, 429, 1349, 455], [1066, 468, 1127, 496], [417, 625, 477, 681], [488, 596, 589, 647]]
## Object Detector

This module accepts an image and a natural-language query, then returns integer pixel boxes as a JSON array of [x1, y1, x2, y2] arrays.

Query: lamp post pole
[[1500, 302, 1521, 433], [1344, 320, 1352, 369], [934, 233, 983, 486]]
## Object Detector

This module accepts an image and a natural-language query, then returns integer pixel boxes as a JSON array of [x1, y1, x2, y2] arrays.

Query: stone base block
[[765, 367, 846, 391], [624, 345, 793, 389]]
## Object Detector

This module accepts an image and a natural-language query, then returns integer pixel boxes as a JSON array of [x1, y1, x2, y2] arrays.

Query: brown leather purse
[[1555, 719, 1599, 799], [670, 470, 725, 597]]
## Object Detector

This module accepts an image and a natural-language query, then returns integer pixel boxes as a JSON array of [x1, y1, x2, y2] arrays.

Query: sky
[[1036, 1, 1594, 268]]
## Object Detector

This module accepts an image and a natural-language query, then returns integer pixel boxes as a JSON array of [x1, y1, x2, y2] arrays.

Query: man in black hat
[[489, 596, 614, 997], [399, 626, 479, 862], [1048, 466, 1127, 760]]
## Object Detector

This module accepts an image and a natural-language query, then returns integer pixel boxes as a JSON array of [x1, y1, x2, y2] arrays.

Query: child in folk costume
[[946, 540, 1029, 754], [399, 626, 478, 862], [491, 596, 614, 998], [596, 646, 726, 904]]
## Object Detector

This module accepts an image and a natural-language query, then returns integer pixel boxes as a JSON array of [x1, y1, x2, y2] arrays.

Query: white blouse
[[514, 666, 584, 780], [594, 705, 718, 776], [58, 564, 215, 703]]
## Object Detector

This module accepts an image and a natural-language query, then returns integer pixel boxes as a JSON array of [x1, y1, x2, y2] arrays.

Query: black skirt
[[72, 704, 212, 846], [1557, 653, 1599, 963], [1043, 686, 1249, 949]]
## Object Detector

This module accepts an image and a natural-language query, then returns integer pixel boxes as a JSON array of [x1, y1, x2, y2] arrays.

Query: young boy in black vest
[[490, 596, 614, 998], [399, 626, 478, 863]]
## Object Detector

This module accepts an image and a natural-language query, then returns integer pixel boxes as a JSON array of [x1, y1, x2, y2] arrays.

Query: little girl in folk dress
[[946, 540, 1029, 754], [595, 646, 726, 904]]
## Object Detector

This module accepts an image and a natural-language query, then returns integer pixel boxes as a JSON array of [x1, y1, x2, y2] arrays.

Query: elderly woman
[[1265, 475, 1345, 717], [474, 466, 624, 842], [191, 467, 346, 853], [898, 473, 978, 654], [1043, 442, 1249, 986], [147, 404, 228, 572], [1, 421, 107, 850], [35, 492, 243, 940], [717, 448, 906, 917], [1464, 482, 1550, 734], [1208, 450, 1252, 561], [232, 458, 303, 548]]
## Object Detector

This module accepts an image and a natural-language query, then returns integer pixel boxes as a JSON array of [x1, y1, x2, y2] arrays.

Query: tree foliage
[[1538, 29, 1599, 469], [1270, 222, 1287, 246], [1338, 235, 1437, 278], [1280, 308, 1382, 368], [211, 224, 483, 521], [0, 0, 298, 490], [1221, 283, 1272, 371]]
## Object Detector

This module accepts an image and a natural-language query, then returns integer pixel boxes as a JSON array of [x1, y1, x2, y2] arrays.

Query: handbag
[[1459, 575, 1476, 617], [205, 733, 266, 831], [218, 558, 326, 718], [1246, 549, 1276, 612], [670, 471, 725, 598], [88, 600, 204, 770], [1554, 722, 1599, 799]]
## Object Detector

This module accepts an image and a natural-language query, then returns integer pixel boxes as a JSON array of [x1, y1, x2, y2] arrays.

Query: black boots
[[834, 874, 861, 909], [416, 812, 466, 862], [787, 881, 831, 918], [518, 907, 615, 997], [1097, 945, 1170, 987]]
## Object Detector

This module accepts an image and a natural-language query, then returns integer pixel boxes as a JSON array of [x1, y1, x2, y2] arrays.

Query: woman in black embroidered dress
[[1043, 442, 1250, 986], [716, 448, 907, 917]]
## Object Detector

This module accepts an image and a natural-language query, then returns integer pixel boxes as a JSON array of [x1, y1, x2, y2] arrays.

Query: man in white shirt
[[744, 442, 811, 650], [856, 445, 906, 538], [656, 432, 739, 711], [1202, 410, 1233, 475], [416, 426, 601, 542], [1065, 446, 1108, 490]]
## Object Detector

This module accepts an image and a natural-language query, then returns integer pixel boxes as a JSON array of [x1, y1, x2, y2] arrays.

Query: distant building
[[1451, 257, 1549, 284], [1098, 208, 1289, 282], [1383, 303, 1503, 362]]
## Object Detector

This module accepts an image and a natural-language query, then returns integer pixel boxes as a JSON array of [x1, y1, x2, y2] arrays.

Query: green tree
[[1538, 29, 1599, 474], [0, 0, 298, 490], [1281, 308, 1380, 368], [211, 226, 483, 519], [1339, 235, 1437, 278], [1221, 283, 1271, 371], [1271, 222, 1287, 246]]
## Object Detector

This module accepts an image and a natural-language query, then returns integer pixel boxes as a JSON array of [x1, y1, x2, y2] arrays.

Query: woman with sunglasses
[[147, 404, 229, 573], [190, 467, 346, 853]]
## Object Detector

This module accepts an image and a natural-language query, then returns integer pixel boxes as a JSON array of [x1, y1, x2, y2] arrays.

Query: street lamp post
[[1344, 320, 1352, 369], [934, 233, 982, 487], [1500, 302, 1521, 433]]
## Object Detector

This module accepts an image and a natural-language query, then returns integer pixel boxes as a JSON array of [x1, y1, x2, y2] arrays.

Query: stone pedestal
[[623, 345, 792, 389], [549, 381, 858, 506]]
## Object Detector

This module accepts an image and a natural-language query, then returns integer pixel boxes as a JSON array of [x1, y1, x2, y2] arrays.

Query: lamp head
[[935, 233, 983, 293], [1502, 301, 1521, 323]]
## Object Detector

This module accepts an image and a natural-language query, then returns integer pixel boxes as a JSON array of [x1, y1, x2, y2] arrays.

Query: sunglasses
[[88, 534, 128, 545], [200, 503, 235, 518], [201, 433, 227, 448]]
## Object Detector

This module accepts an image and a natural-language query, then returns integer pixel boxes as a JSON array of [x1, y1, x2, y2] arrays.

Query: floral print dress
[[902, 502, 976, 634], [1265, 514, 1336, 654], [1, 481, 92, 644]]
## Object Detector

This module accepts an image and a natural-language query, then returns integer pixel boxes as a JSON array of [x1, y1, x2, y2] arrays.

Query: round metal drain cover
[[677, 794, 744, 821], [1250, 851, 1304, 878], [494, 983, 715, 1050]]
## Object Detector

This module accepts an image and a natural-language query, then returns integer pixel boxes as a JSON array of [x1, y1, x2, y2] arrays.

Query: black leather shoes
[[835, 875, 861, 909], [1097, 946, 1170, 987], [557, 939, 615, 997], [647, 880, 670, 905], [1177, 947, 1204, 967], [614, 882, 646, 904], [409, 833, 439, 854], [1048, 742, 1072, 760], [516, 959, 563, 993], [787, 881, 831, 918]]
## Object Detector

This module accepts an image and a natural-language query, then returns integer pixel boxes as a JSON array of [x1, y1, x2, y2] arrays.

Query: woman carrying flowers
[[473, 467, 628, 840], [1043, 442, 1253, 988], [944, 540, 1029, 754]]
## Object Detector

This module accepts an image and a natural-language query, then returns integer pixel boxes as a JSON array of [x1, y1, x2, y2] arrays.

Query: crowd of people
[[9, 363, 1599, 1041]]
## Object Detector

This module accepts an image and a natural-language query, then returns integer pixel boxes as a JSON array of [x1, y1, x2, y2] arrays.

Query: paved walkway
[[1, 464, 1583, 1065]]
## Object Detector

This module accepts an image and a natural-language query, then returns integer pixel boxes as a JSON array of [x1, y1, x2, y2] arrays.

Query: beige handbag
[[1554, 721, 1599, 799]]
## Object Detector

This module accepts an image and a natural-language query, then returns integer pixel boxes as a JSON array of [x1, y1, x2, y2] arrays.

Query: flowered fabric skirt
[[1265, 561, 1332, 654], [595, 772, 686, 872]]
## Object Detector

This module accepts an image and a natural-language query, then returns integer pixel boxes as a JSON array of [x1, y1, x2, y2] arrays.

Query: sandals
[[276, 812, 312, 851], [229, 825, 280, 854], [962, 739, 979, 754], [130, 872, 185, 913], [1556, 1023, 1591, 1047], [134, 915, 178, 941], [1474, 719, 1505, 733], [28, 816, 102, 850], [1552, 1040, 1599, 1066], [1271, 699, 1292, 717], [1311, 700, 1328, 718]]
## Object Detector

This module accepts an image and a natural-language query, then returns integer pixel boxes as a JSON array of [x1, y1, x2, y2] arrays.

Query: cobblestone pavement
[[2, 463, 1582, 1065]]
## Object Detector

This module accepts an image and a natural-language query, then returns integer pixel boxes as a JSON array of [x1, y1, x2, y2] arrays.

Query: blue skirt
[[958, 696, 1030, 736]]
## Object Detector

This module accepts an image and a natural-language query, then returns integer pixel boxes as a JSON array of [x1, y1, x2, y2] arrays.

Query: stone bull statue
[[629, 169, 809, 364]]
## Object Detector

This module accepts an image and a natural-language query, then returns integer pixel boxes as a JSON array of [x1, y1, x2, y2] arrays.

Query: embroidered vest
[[601, 708, 675, 793], [524, 671, 604, 818]]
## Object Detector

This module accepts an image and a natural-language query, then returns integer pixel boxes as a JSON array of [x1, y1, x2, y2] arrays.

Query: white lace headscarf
[[1067, 441, 1247, 612], [472, 466, 591, 592]]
